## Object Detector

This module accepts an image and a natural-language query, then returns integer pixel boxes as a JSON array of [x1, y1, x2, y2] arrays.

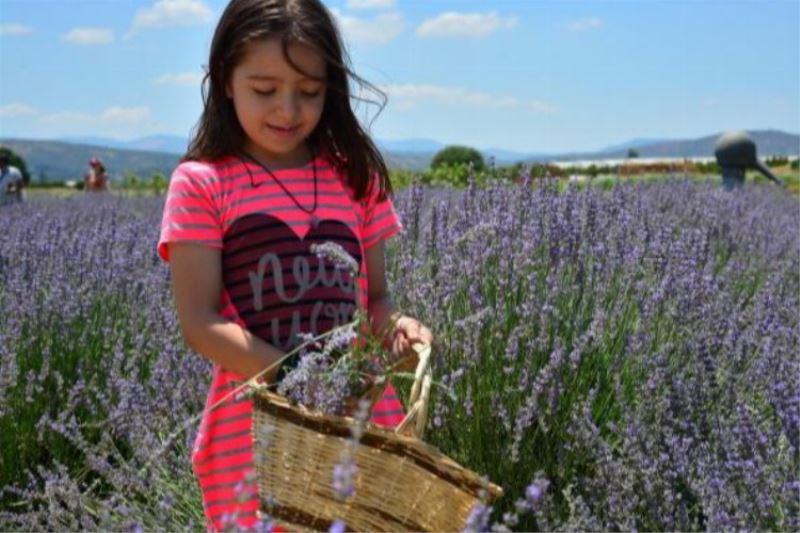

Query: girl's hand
[[386, 315, 434, 372]]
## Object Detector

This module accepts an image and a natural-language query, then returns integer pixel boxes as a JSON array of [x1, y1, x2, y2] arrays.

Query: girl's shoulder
[[173, 156, 239, 180]]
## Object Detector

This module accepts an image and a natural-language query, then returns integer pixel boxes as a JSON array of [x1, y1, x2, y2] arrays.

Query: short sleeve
[[361, 180, 403, 250], [157, 163, 223, 262]]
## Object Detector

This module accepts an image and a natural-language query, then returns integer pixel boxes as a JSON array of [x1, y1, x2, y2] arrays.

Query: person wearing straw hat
[[156, 1, 433, 530]]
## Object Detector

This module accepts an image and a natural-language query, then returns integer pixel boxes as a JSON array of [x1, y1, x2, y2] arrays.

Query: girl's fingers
[[392, 334, 407, 360], [386, 317, 433, 371], [421, 326, 433, 345], [405, 327, 432, 347]]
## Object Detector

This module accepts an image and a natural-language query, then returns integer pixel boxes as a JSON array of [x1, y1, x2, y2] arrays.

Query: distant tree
[[627, 148, 640, 158], [123, 172, 140, 189], [0, 146, 31, 184], [431, 145, 485, 171], [765, 156, 788, 167], [151, 173, 168, 194]]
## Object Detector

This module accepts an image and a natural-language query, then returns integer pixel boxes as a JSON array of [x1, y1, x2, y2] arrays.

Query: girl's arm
[[168, 242, 286, 383]]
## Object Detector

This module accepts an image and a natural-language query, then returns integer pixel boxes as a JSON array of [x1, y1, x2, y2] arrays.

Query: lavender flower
[[463, 501, 492, 533], [328, 519, 346, 533], [332, 459, 357, 500], [311, 241, 360, 276]]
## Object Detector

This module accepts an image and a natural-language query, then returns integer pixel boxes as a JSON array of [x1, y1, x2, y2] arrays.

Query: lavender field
[[1, 179, 798, 531]]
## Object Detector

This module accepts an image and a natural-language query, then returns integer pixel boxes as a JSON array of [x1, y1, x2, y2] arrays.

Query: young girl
[[156, 0, 433, 530]]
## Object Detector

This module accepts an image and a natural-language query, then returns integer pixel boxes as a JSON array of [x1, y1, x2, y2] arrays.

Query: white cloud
[[565, 17, 603, 32], [127, 0, 213, 37], [153, 72, 205, 86], [7, 106, 164, 138], [40, 106, 152, 126], [332, 10, 404, 45], [0, 23, 34, 36], [0, 103, 39, 117], [527, 100, 559, 113], [61, 27, 114, 45], [100, 106, 151, 123], [346, 0, 396, 9], [384, 84, 515, 107], [39, 111, 95, 123], [416, 12, 518, 39], [382, 84, 557, 113]]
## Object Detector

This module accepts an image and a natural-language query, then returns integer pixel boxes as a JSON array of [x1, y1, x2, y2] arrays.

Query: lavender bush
[[0, 195, 208, 530], [0, 178, 798, 531], [390, 178, 799, 531]]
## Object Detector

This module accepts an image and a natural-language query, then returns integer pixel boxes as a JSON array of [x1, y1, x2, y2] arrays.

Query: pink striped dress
[[157, 153, 405, 531]]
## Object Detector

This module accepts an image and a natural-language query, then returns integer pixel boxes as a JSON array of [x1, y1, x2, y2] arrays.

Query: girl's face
[[226, 38, 327, 168]]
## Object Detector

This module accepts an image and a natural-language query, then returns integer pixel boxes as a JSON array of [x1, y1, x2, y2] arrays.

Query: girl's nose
[[276, 92, 300, 120]]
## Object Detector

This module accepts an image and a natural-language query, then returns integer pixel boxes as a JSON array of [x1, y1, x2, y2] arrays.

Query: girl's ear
[[225, 81, 233, 99]]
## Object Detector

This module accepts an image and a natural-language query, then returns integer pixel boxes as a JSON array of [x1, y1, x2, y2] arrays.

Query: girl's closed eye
[[252, 88, 322, 98]]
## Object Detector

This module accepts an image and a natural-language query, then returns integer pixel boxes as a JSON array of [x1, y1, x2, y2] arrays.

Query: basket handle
[[394, 343, 432, 439]]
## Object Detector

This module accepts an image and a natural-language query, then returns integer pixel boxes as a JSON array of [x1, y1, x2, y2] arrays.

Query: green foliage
[[0, 145, 32, 184], [765, 156, 789, 167], [392, 161, 571, 190], [117, 172, 169, 195], [431, 145, 485, 171], [151, 173, 168, 195], [422, 163, 473, 187], [419, 163, 513, 187], [749, 169, 800, 192], [389, 168, 418, 191], [695, 161, 722, 174], [791, 159, 799, 170], [122, 172, 140, 189], [26, 181, 67, 189]]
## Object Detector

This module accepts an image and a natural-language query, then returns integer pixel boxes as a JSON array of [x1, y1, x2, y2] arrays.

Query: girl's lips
[[267, 124, 300, 138]]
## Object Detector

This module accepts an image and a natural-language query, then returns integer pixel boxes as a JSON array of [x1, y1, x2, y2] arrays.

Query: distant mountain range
[[1, 129, 797, 182], [60, 134, 190, 155], [1, 139, 182, 183], [550, 130, 799, 163]]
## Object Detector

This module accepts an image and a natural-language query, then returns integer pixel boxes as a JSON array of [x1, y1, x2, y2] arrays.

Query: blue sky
[[1, 0, 798, 153]]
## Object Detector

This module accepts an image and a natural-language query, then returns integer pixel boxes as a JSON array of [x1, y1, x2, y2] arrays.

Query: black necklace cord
[[239, 149, 318, 216]]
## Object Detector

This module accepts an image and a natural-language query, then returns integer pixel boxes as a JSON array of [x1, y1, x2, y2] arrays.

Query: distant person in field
[[156, 0, 433, 529], [84, 157, 109, 192], [0, 154, 24, 206]]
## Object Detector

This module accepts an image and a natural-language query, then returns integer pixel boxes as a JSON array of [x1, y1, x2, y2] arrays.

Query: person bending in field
[[0, 154, 24, 205], [156, 1, 433, 530]]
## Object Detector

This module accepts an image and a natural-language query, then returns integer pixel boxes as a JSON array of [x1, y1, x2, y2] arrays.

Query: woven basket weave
[[251, 344, 503, 532]]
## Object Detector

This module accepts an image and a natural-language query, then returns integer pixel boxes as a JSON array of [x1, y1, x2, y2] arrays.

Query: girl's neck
[[241, 141, 315, 170]]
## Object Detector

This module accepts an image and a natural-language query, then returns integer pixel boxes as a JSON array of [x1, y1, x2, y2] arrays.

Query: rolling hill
[[2, 129, 797, 182], [1, 139, 181, 183]]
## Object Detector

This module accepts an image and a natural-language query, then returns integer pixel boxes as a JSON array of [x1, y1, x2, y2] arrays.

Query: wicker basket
[[251, 344, 503, 532]]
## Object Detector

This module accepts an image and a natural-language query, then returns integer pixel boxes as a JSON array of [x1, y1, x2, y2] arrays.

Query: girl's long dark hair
[[185, 0, 391, 200]]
